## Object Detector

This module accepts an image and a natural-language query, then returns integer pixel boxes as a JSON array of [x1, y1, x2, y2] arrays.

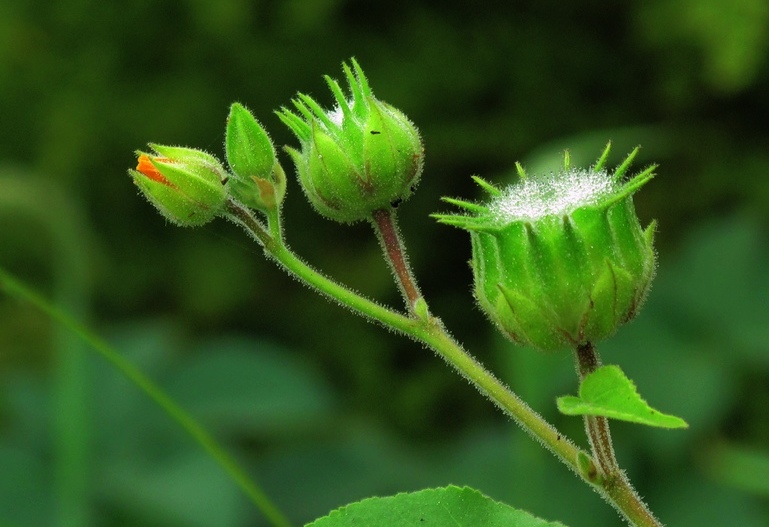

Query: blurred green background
[[1, 0, 769, 526]]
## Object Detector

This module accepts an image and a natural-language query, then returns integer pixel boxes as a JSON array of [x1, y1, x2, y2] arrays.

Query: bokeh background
[[2, 0, 769, 526]]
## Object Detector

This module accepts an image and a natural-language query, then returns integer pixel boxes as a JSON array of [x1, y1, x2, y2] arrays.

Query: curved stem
[[414, 322, 581, 469], [225, 200, 413, 330], [224, 206, 581, 468], [0, 267, 294, 527], [225, 201, 663, 526], [370, 208, 422, 313]]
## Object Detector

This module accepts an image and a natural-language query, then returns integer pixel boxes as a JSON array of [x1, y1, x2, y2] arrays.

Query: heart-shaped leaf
[[557, 365, 688, 429], [306, 485, 566, 527]]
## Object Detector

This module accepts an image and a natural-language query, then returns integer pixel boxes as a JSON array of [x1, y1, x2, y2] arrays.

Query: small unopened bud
[[225, 103, 285, 212], [130, 144, 228, 227]]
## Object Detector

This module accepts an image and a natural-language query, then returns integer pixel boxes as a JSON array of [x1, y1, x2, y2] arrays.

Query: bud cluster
[[131, 59, 423, 228], [131, 104, 283, 226]]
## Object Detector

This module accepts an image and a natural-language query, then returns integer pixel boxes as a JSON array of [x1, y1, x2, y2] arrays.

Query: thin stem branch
[[284, 246, 585, 469], [225, 200, 412, 329], [414, 322, 581, 469], [226, 200, 275, 249], [370, 208, 422, 313], [574, 342, 619, 477]]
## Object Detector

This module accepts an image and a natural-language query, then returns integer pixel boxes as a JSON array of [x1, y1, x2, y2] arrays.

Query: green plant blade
[[306, 485, 566, 527], [0, 266, 292, 527], [557, 365, 688, 429]]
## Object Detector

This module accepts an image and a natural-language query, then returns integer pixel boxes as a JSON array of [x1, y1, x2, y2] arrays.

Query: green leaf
[[556, 365, 688, 429], [306, 485, 566, 527]]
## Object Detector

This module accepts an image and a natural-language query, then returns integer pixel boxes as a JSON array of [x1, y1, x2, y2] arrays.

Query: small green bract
[[434, 144, 657, 352], [557, 365, 688, 428]]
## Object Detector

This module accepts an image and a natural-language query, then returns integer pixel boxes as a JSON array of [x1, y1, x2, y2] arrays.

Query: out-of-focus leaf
[[306, 486, 566, 527], [256, 427, 425, 523], [0, 445, 50, 527], [102, 449, 242, 527], [91, 320, 183, 452], [636, 0, 769, 93], [164, 336, 336, 434], [650, 474, 768, 526], [557, 365, 688, 429], [654, 216, 769, 363], [707, 444, 769, 496]]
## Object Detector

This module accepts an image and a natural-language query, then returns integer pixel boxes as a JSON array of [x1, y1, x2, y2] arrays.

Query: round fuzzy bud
[[130, 144, 229, 227], [434, 145, 656, 352], [278, 59, 424, 223]]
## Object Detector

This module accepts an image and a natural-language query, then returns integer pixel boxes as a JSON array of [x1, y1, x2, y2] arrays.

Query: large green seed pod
[[434, 145, 656, 352]]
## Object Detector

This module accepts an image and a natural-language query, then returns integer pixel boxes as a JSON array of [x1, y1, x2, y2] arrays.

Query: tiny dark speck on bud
[[370, 130, 381, 135]]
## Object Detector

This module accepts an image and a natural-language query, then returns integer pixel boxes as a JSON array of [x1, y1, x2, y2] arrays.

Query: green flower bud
[[434, 144, 656, 352], [225, 102, 285, 212], [278, 59, 424, 223], [130, 144, 229, 227]]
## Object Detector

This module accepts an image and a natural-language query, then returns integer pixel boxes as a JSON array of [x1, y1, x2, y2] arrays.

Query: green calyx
[[277, 58, 424, 223], [225, 103, 285, 213], [130, 144, 229, 227], [434, 144, 657, 352]]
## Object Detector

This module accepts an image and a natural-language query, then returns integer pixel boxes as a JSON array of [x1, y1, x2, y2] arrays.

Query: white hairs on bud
[[327, 105, 345, 128], [489, 169, 616, 223]]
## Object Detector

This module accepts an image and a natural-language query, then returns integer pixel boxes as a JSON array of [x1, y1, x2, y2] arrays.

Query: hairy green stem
[[224, 206, 581, 471], [575, 343, 662, 527], [370, 208, 423, 313], [575, 342, 619, 477], [227, 199, 663, 527], [0, 267, 293, 527]]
